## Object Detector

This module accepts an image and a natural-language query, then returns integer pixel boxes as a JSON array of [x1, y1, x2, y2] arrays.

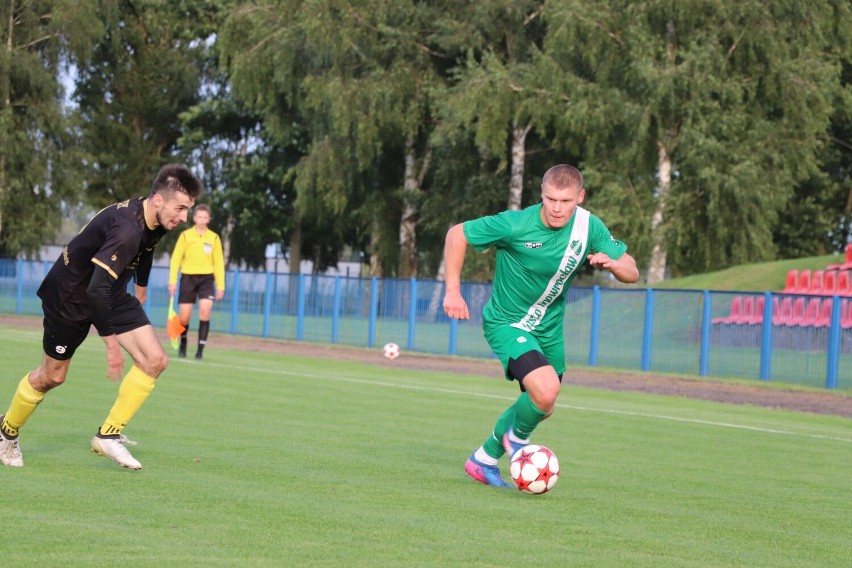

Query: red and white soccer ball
[[382, 342, 401, 360], [509, 444, 560, 494]]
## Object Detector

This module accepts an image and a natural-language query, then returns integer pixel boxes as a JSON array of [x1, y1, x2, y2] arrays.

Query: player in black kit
[[0, 164, 202, 470]]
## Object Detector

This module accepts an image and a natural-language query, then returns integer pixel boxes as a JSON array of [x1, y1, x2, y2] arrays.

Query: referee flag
[[166, 295, 186, 350]]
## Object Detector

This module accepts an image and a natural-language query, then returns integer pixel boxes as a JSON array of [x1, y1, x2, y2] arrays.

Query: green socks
[[481, 393, 547, 459], [482, 405, 515, 459], [513, 392, 547, 439]]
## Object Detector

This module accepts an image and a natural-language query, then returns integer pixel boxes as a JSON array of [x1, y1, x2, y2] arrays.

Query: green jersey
[[463, 204, 627, 337]]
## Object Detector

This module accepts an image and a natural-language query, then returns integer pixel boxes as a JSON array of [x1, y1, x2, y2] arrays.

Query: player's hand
[[103, 336, 124, 382], [215, 289, 225, 301], [587, 252, 640, 283], [586, 252, 614, 270], [443, 291, 470, 320], [168, 284, 177, 297]]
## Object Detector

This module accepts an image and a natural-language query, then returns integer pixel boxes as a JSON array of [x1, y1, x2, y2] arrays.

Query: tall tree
[[436, 1, 551, 212], [775, 30, 852, 257], [74, 0, 228, 206], [219, 0, 315, 272], [545, 0, 850, 279], [289, 0, 445, 279], [223, 0, 452, 277], [0, 0, 99, 255]]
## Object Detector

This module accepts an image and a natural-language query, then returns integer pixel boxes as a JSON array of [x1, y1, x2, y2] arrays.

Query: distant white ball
[[509, 444, 559, 494], [382, 342, 401, 360]]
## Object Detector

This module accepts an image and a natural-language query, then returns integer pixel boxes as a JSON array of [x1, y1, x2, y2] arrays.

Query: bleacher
[[712, 243, 852, 329]]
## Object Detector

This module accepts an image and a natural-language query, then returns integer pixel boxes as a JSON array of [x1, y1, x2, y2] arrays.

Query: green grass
[[1, 325, 850, 567], [656, 254, 839, 292]]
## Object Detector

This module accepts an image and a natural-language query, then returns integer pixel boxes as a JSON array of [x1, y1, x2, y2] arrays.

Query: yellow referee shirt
[[168, 227, 225, 291]]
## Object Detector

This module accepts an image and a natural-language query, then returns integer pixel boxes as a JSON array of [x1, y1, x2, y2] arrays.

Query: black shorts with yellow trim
[[41, 294, 150, 360]]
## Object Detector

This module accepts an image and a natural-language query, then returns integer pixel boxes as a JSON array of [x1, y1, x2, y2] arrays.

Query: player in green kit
[[443, 164, 640, 487]]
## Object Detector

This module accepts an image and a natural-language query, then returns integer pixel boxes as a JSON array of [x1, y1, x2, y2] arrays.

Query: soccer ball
[[382, 342, 401, 360], [509, 444, 559, 494]]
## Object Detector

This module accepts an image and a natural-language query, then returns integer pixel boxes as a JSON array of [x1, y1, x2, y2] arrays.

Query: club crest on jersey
[[524, 242, 543, 249], [570, 239, 583, 255]]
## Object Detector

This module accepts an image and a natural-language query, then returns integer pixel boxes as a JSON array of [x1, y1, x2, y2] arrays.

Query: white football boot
[[91, 432, 142, 470], [0, 417, 24, 467]]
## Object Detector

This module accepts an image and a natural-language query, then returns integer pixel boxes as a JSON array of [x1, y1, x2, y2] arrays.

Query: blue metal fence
[[1, 258, 849, 390]]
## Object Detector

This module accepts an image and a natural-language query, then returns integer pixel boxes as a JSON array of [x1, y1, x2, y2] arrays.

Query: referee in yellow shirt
[[168, 204, 225, 359]]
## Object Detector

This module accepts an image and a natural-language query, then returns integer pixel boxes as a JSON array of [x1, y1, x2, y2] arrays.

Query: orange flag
[[166, 295, 186, 350]]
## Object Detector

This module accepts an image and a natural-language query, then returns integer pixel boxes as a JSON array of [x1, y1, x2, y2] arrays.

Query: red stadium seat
[[843, 299, 852, 329], [712, 296, 743, 324], [838, 271, 851, 296], [823, 270, 837, 295], [797, 297, 821, 326], [809, 270, 824, 294], [746, 295, 765, 325], [773, 297, 793, 325], [784, 269, 798, 292], [789, 297, 806, 325], [797, 270, 811, 293], [816, 298, 833, 327], [737, 296, 755, 324]]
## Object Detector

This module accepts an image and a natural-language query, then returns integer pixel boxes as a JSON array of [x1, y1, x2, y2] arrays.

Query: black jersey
[[38, 197, 167, 324]]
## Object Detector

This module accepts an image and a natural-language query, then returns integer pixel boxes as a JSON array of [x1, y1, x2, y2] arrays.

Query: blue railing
[[1, 258, 849, 390]]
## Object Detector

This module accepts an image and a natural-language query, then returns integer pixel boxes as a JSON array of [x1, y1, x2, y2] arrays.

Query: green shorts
[[484, 323, 565, 380]]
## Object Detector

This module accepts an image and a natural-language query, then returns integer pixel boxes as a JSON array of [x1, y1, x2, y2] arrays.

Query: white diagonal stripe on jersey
[[510, 207, 590, 333]]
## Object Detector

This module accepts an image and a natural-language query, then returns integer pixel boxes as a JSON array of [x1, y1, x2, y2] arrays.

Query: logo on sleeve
[[524, 242, 542, 249]]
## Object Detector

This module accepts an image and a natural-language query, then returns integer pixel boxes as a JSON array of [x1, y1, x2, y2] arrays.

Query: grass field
[[1, 325, 850, 567]]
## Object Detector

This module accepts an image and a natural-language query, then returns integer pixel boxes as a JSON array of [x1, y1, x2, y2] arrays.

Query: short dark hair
[[194, 204, 211, 215], [542, 164, 583, 190], [150, 164, 202, 200]]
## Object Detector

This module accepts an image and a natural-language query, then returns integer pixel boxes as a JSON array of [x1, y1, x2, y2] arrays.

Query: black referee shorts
[[178, 273, 216, 304]]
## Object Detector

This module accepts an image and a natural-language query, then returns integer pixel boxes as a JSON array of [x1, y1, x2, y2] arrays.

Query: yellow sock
[[100, 366, 156, 436], [2, 374, 45, 437]]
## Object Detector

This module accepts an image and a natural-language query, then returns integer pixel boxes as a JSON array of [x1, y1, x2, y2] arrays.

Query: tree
[[545, 0, 850, 279], [219, 1, 316, 272], [0, 0, 99, 255], [776, 35, 852, 256], [223, 0, 457, 277], [435, 1, 552, 212], [74, 0, 229, 206]]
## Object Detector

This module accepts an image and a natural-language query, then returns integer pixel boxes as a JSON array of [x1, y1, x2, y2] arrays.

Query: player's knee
[[539, 386, 560, 408], [529, 379, 560, 411], [139, 351, 168, 377], [153, 352, 169, 375], [36, 370, 66, 391]]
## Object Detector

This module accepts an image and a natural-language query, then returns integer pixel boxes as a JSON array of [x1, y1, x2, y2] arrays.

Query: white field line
[[3, 332, 850, 444], [196, 359, 852, 444]]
